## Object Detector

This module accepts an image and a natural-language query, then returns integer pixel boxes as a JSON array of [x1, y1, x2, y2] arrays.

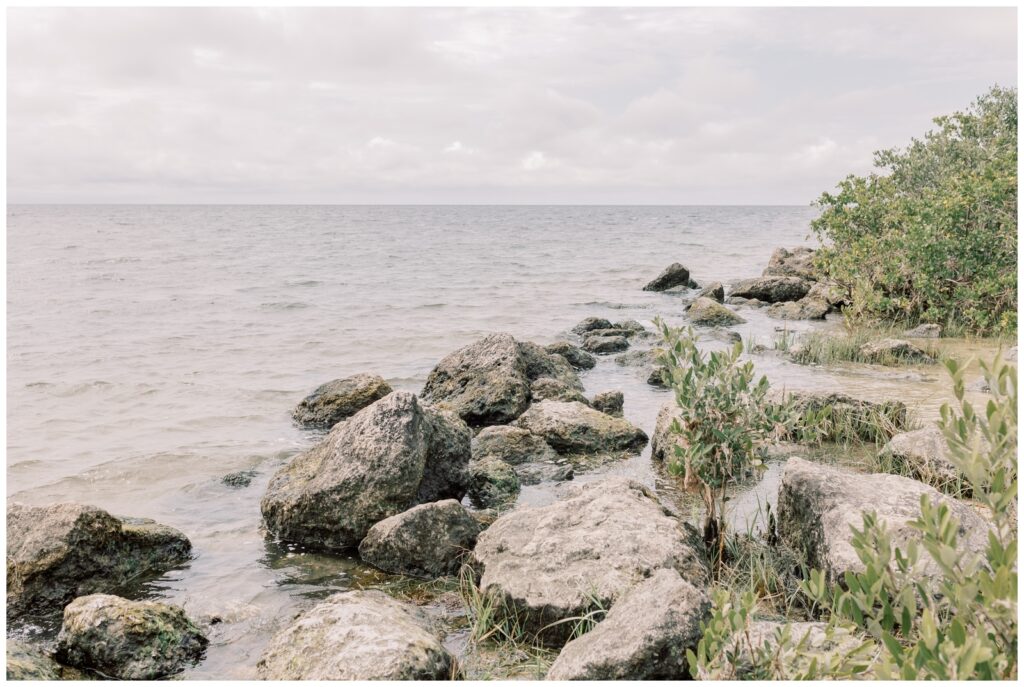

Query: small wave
[[24, 381, 54, 388], [415, 303, 447, 309], [574, 301, 652, 310], [260, 302, 310, 310], [285, 280, 322, 287]]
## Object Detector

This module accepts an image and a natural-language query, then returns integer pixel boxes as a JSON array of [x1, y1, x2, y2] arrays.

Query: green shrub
[[812, 86, 1017, 336]]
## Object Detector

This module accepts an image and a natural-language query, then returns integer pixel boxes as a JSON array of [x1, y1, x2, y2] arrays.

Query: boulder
[[6, 640, 62, 680], [421, 333, 582, 427], [642, 263, 691, 292], [762, 247, 818, 280], [650, 402, 684, 462], [591, 390, 624, 417], [727, 621, 862, 678], [647, 366, 670, 388], [256, 590, 453, 680], [730, 276, 811, 303], [904, 323, 942, 339], [466, 457, 521, 510], [776, 457, 991, 584], [56, 594, 207, 680], [292, 373, 393, 429], [766, 298, 829, 320], [614, 320, 647, 334], [696, 281, 725, 303], [880, 426, 961, 491], [472, 478, 707, 646], [545, 341, 596, 370], [688, 297, 746, 327], [472, 425, 558, 465], [358, 500, 481, 578], [582, 334, 629, 354], [6, 503, 191, 619], [261, 392, 470, 551], [571, 317, 613, 335], [530, 377, 590, 405], [858, 338, 936, 365], [514, 461, 575, 486], [806, 280, 848, 310], [777, 390, 909, 443], [614, 349, 657, 367], [512, 401, 648, 455], [545, 568, 710, 680]]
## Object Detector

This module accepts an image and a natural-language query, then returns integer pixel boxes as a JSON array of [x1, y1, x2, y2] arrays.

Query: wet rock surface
[[292, 373, 393, 429], [512, 400, 648, 455], [582, 333, 630, 354], [256, 590, 453, 680], [466, 456, 521, 510], [688, 296, 746, 326], [642, 263, 691, 292], [696, 281, 725, 303], [544, 341, 596, 370], [571, 317, 613, 335], [358, 500, 481, 578], [590, 390, 624, 417], [6, 640, 62, 681], [730, 276, 812, 303]]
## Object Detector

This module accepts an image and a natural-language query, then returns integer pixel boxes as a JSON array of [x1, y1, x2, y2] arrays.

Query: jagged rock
[[642, 263, 691, 292], [544, 341, 596, 370], [56, 594, 207, 680], [696, 281, 725, 303], [466, 457, 521, 510], [614, 320, 647, 333], [222, 469, 256, 488], [647, 366, 670, 388], [472, 478, 707, 646], [512, 401, 648, 455], [6, 641, 61, 680], [261, 392, 470, 551], [776, 390, 909, 443], [514, 461, 574, 485], [571, 317, 613, 335], [292, 373, 393, 429], [421, 333, 582, 427], [727, 621, 862, 678], [903, 323, 942, 338], [688, 297, 746, 327], [591, 390, 624, 417], [530, 377, 590, 405], [650, 402, 683, 462], [6, 503, 191, 620], [762, 247, 818, 280], [704, 327, 743, 345], [766, 298, 829, 320], [730, 276, 811, 303], [614, 349, 657, 367], [582, 334, 630, 354], [858, 338, 936, 365], [358, 500, 481, 578], [471, 425, 558, 465], [880, 427, 961, 491], [776, 457, 991, 584], [545, 568, 710, 680], [256, 591, 453, 680], [806, 280, 847, 310]]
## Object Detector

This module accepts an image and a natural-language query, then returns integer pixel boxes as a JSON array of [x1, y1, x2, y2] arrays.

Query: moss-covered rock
[[466, 457, 521, 509], [358, 500, 481, 578], [292, 373, 393, 429]]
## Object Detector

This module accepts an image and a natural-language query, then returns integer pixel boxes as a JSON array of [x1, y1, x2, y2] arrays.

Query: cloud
[[6, 7, 1017, 204]]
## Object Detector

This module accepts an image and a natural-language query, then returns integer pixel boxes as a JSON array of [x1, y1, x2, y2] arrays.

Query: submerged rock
[[762, 247, 818, 280], [6, 503, 192, 620], [903, 323, 942, 338], [471, 425, 558, 465], [571, 317, 613, 335], [292, 373, 393, 429], [582, 334, 629, 354], [512, 400, 648, 455], [776, 457, 990, 584], [358, 500, 481, 578], [730, 276, 811, 303], [696, 281, 725, 303], [544, 341, 596, 370], [221, 469, 256, 488], [514, 460, 574, 486], [6, 640, 62, 681], [545, 568, 710, 680], [56, 594, 207, 680], [591, 390, 624, 417], [880, 426, 961, 491], [466, 457, 521, 510], [688, 297, 746, 326], [257, 590, 453, 680], [766, 297, 829, 320], [261, 392, 470, 551], [472, 478, 706, 646], [858, 338, 936, 365], [642, 263, 691, 292]]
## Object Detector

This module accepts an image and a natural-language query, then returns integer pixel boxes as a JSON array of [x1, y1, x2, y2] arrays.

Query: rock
[[421, 333, 582, 427], [261, 392, 470, 551], [880, 427, 961, 491], [582, 334, 629, 354], [222, 469, 256, 488], [688, 297, 746, 326], [762, 247, 818, 280], [704, 327, 743, 345], [514, 461, 574, 486], [650, 402, 683, 462], [586, 327, 644, 339], [730, 276, 811, 303], [777, 390, 909, 443], [614, 348, 657, 367], [858, 338, 936, 365], [642, 263, 691, 292], [512, 400, 648, 455], [766, 298, 829, 320], [466, 457, 521, 510], [358, 500, 481, 578], [530, 377, 590, 405], [6, 641, 61, 680], [903, 323, 942, 338], [292, 373, 393, 429], [472, 425, 558, 465], [472, 478, 707, 646], [696, 281, 725, 303], [776, 457, 991, 584], [591, 390, 624, 417], [727, 621, 862, 678], [571, 317, 613, 335], [6, 503, 192, 619], [545, 568, 710, 680], [647, 366, 670, 388], [545, 341, 596, 370], [56, 594, 207, 680], [614, 320, 647, 334], [806, 280, 848, 310], [726, 296, 767, 308], [256, 590, 453, 680]]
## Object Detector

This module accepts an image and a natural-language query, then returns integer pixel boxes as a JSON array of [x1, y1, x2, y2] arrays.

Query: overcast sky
[[7, 6, 1017, 204]]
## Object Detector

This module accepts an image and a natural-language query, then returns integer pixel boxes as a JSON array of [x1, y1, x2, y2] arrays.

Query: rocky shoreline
[[6, 246, 1012, 680]]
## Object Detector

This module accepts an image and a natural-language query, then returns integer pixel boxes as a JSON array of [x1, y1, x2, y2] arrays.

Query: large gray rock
[[766, 298, 829, 320], [512, 400, 648, 455], [776, 457, 991, 584], [730, 276, 811, 303], [6, 640, 62, 681], [806, 280, 848, 310], [688, 297, 746, 326], [421, 334, 581, 426], [472, 425, 558, 465], [261, 392, 470, 551], [880, 426, 961, 490], [582, 334, 629, 354], [358, 500, 481, 578], [6, 503, 191, 620], [544, 341, 596, 370], [762, 247, 818, 280], [256, 590, 453, 680], [643, 263, 691, 291], [466, 457, 521, 510], [472, 478, 706, 646], [696, 281, 725, 303], [545, 568, 710, 680], [56, 594, 207, 680], [292, 373, 393, 429], [858, 338, 936, 365]]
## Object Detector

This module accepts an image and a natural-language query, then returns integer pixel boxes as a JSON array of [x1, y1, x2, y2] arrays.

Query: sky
[[6, 6, 1018, 205]]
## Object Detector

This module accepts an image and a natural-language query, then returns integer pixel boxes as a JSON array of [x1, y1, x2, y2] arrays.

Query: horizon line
[[7, 202, 816, 208]]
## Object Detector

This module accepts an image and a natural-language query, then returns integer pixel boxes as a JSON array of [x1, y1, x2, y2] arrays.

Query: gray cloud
[[7, 7, 1017, 204]]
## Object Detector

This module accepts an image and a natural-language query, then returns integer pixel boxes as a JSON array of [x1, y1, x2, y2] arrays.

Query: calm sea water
[[8, 205, 980, 677]]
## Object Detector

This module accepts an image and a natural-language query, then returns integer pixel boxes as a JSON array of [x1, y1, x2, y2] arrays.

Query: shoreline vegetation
[[6, 89, 1018, 681]]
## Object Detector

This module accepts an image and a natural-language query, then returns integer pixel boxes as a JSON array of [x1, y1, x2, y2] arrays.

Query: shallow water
[[6, 204, 1004, 677]]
